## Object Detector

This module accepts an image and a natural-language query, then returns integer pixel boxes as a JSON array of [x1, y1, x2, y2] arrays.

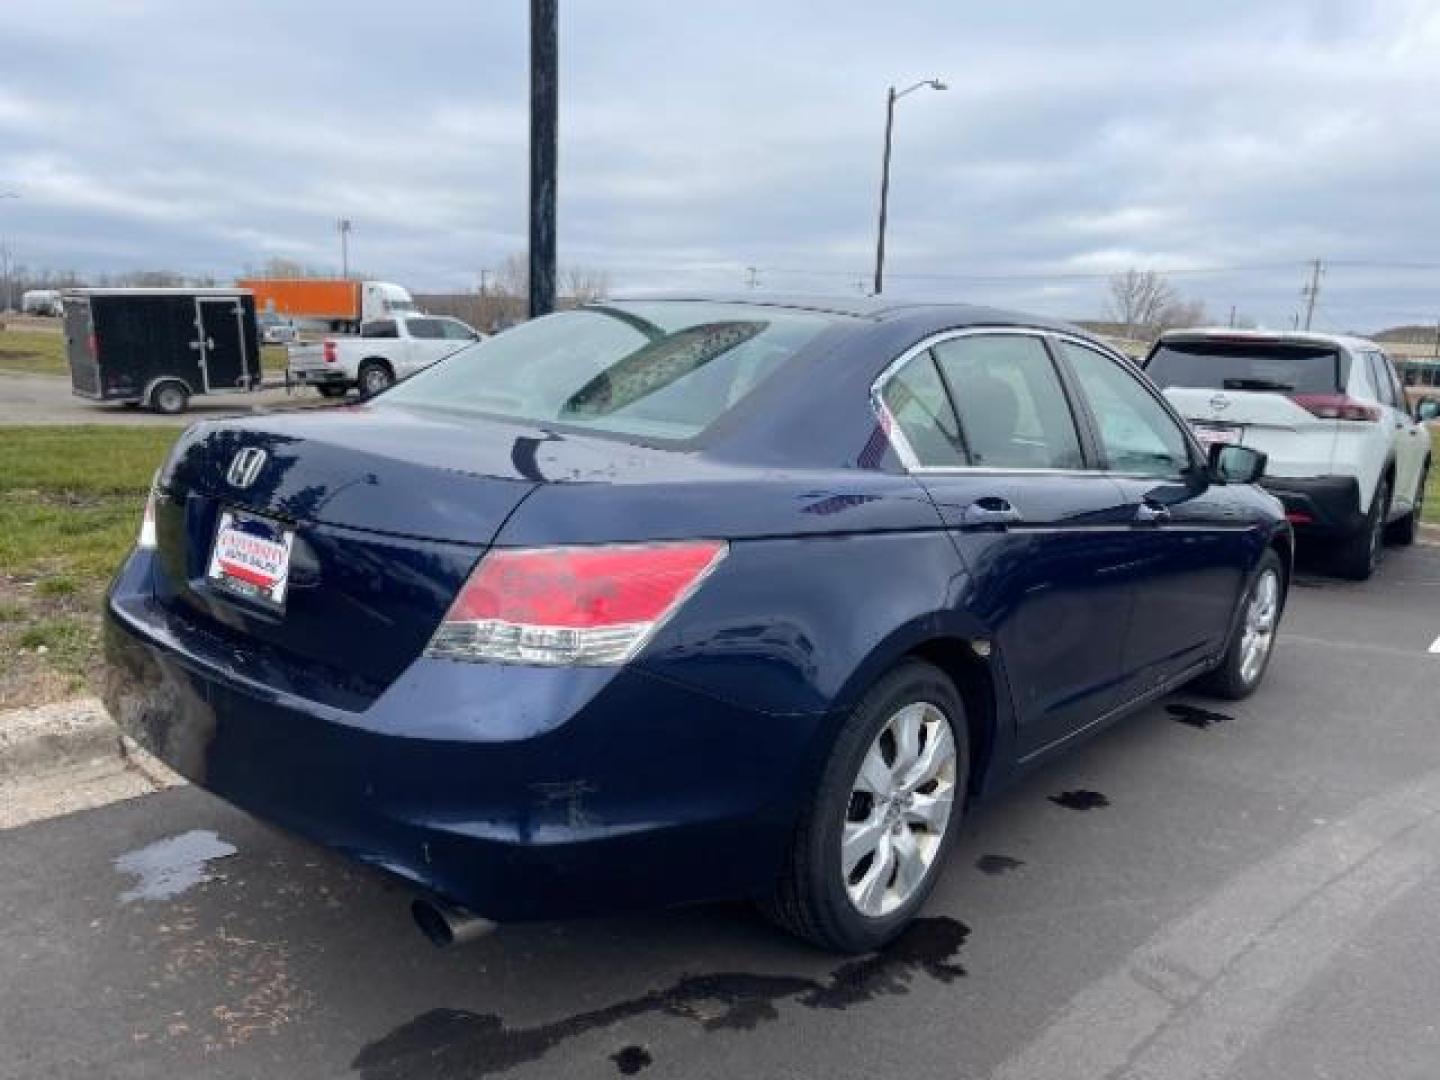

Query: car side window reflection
[[931, 334, 1085, 470], [1060, 341, 1192, 478], [881, 354, 967, 467]]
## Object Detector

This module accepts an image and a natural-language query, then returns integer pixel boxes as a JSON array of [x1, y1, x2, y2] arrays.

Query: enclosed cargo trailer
[[63, 288, 262, 414]]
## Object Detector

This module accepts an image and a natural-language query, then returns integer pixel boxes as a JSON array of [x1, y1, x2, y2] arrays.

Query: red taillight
[[87, 332, 98, 356], [427, 541, 727, 666], [323, 340, 337, 363], [1292, 394, 1380, 422], [1285, 511, 1313, 525]]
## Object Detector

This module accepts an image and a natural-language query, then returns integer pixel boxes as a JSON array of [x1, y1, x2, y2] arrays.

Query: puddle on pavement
[[610, 1045, 653, 1074], [1167, 703, 1234, 729], [114, 829, 237, 903], [352, 916, 970, 1079], [975, 854, 1025, 876], [1048, 790, 1110, 811]]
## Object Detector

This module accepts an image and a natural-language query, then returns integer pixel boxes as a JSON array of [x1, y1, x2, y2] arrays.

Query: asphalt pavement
[[3, 547, 1440, 1080], [0, 371, 328, 425]]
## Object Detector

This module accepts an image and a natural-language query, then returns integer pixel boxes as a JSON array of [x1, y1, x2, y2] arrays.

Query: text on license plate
[[206, 511, 294, 607]]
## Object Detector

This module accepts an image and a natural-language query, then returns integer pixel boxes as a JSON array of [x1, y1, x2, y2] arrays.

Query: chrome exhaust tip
[[411, 896, 496, 948]]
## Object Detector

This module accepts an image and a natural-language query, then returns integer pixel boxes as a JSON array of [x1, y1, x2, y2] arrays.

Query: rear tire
[[149, 381, 189, 415], [1385, 462, 1428, 547], [1195, 549, 1285, 700], [763, 660, 968, 953], [358, 360, 393, 398], [1333, 476, 1389, 581]]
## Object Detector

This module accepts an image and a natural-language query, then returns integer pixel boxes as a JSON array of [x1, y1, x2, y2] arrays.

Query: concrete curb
[[0, 699, 119, 782]]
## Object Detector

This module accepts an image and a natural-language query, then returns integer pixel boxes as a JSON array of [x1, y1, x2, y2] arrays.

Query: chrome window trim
[[871, 325, 1135, 476]]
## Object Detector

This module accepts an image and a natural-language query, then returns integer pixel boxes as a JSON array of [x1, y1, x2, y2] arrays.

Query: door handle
[[1136, 501, 1172, 524], [962, 498, 1023, 528]]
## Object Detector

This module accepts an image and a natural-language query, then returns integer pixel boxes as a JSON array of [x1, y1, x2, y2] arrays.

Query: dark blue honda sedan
[[104, 297, 1290, 952]]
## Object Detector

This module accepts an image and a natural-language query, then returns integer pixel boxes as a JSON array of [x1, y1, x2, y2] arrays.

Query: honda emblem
[[226, 447, 268, 489]]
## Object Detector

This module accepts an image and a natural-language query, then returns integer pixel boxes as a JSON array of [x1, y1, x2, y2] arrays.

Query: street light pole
[[872, 80, 946, 295], [337, 218, 352, 278], [1, 192, 18, 313]]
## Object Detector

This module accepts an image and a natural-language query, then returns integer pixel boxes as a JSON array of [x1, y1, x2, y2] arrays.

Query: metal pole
[[873, 87, 896, 296], [337, 218, 352, 278], [1302, 258, 1322, 331], [0, 192, 17, 313], [529, 0, 558, 319]]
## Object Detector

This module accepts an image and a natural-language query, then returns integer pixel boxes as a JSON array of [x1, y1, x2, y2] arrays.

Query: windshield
[[377, 301, 839, 440], [1145, 340, 1342, 394]]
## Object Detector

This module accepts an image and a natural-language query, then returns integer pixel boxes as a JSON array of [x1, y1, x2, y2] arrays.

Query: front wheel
[[764, 660, 968, 953], [1196, 549, 1285, 700]]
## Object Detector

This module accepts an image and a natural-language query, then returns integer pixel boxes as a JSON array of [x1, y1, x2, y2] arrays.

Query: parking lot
[[4, 545, 1439, 1080]]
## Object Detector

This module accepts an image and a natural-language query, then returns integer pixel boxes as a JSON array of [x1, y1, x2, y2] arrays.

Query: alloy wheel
[[1238, 569, 1280, 686], [842, 701, 957, 917]]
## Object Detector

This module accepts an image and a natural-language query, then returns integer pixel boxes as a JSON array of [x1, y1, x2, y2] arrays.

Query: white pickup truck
[[287, 314, 482, 398]]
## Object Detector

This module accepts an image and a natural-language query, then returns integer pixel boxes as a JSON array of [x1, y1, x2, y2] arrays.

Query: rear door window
[[1146, 341, 1341, 394], [932, 334, 1085, 469], [1363, 352, 1396, 407], [406, 318, 446, 340], [881, 354, 967, 467], [362, 320, 398, 339]]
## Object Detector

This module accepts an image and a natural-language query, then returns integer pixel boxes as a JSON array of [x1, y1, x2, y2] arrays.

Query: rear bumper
[[289, 368, 350, 386], [101, 551, 818, 922], [1260, 475, 1364, 537]]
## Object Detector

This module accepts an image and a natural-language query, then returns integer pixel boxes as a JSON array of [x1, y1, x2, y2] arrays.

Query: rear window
[[377, 302, 839, 441], [1145, 340, 1342, 394]]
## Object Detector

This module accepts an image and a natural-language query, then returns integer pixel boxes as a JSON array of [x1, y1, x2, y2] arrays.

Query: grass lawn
[[0, 328, 67, 375], [0, 426, 181, 707], [0, 327, 288, 377], [1426, 456, 1440, 525]]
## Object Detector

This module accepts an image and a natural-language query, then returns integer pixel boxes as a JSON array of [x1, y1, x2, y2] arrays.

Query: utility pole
[[1432, 318, 1439, 362], [1228, 304, 1236, 328], [337, 218, 352, 278], [745, 266, 760, 289], [479, 269, 489, 297], [529, 0, 558, 319], [1300, 258, 1323, 331]]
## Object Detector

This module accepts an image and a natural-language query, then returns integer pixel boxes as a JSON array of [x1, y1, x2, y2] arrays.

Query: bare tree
[[1157, 297, 1208, 332], [1108, 269, 1176, 338], [563, 265, 610, 304]]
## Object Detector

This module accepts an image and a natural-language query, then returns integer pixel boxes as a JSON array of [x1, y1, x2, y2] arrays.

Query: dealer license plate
[[1191, 423, 1241, 449], [206, 510, 295, 610]]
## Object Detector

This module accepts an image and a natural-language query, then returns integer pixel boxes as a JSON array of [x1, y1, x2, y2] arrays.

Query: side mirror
[[1209, 442, 1266, 485], [1416, 397, 1440, 423]]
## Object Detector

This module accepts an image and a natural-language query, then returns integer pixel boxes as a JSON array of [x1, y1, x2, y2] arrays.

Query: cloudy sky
[[3, 0, 1440, 328]]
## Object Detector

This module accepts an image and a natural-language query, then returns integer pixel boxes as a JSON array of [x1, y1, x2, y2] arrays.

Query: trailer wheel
[[149, 381, 190, 415]]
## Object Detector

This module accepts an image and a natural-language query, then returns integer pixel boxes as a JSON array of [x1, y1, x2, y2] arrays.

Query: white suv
[[1143, 329, 1436, 579]]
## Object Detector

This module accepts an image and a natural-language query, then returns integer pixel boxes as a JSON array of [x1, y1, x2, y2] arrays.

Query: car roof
[[1157, 326, 1382, 353], [600, 292, 1094, 337]]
